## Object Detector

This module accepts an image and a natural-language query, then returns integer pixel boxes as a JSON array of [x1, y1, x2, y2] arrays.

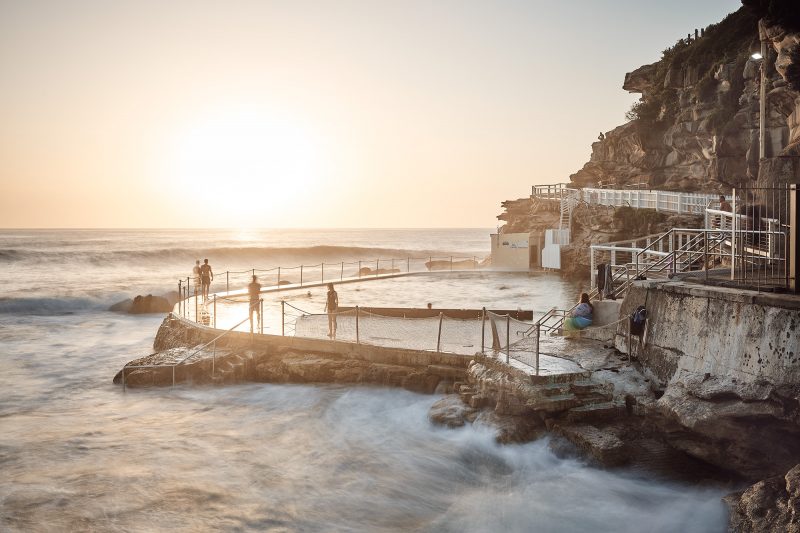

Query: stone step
[[528, 393, 581, 413], [566, 401, 624, 423], [540, 383, 570, 397]]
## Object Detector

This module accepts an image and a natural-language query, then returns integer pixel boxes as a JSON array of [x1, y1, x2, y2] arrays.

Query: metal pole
[[535, 323, 540, 376], [226, 271, 229, 293], [277, 267, 281, 287], [375, 258, 379, 276], [436, 312, 444, 352], [790, 185, 799, 293], [704, 230, 709, 283], [732, 190, 737, 280], [356, 306, 360, 344], [321, 263, 324, 283], [195, 283, 198, 322], [340, 262, 344, 281], [260, 299, 264, 334], [300, 265, 304, 286], [178, 280, 182, 316], [481, 307, 486, 352], [213, 295, 216, 329], [505, 315, 510, 364], [759, 38, 767, 160]]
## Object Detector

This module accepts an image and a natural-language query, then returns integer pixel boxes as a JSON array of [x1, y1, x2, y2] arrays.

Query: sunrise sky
[[1, 0, 742, 229]]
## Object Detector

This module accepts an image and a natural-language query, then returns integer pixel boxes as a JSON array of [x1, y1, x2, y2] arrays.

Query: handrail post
[[356, 306, 360, 344], [226, 271, 229, 293], [277, 267, 281, 287], [195, 285, 198, 323], [436, 312, 444, 352], [375, 258, 379, 276], [481, 307, 486, 352], [178, 280, 182, 316], [281, 301, 286, 336], [213, 294, 217, 329], [506, 315, 510, 364], [704, 230, 709, 283], [321, 263, 325, 283], [260, 299, 264, 334], [340, 261, 344, 281], [300, 265, 304, 286], [535, 322, 540, 376]]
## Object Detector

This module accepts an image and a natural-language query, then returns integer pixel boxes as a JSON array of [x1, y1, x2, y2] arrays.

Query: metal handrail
[[121, 313, 252, 391]]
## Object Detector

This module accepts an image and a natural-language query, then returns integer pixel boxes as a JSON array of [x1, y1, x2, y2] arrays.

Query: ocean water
[[0, 229, 729, 532]]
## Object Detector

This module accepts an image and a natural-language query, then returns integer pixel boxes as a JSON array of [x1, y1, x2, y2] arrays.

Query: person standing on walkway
[[200, 259, 213, 301], [325, 283, 339, 339], [248, 275, 262, 333], [192, 260, 201, 297]]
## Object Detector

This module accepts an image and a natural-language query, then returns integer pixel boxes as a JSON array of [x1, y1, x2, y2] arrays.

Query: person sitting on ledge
[[564, 292, 593, 332]]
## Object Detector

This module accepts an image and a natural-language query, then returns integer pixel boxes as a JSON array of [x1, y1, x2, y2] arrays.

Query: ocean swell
[[0, 245, 474, 267]]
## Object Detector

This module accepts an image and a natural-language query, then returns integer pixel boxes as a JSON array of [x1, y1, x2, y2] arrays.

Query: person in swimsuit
[[192, 260, 201, 297], [248, 275, 262, 333], [200, 259, 213, 301], [325, 283, 339, 339]]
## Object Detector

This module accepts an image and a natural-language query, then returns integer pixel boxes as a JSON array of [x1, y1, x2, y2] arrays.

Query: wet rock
[[428, 395, 477, 428], [726, 464, 800, 533], [111, 293, 173, 314], [473, 410, 544, 444]]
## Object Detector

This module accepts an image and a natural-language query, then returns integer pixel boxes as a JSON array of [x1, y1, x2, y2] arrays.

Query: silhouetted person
[[719, 195, 732, 212], [200, 259, 213, 301], [248, 275, 261, 333], [325, 283, 338, 339], [192, 260, 201, 297]]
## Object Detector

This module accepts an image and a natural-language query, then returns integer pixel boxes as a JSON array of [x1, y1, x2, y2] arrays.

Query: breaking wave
[[0, 296, 121, 315], [0, 245, 473, 266]]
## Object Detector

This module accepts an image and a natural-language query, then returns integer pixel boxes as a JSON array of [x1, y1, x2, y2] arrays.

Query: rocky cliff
[[570, 6, 797, 191]]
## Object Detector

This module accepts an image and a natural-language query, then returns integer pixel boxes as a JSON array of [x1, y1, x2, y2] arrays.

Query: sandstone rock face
[[726, 464, 800, 533], [570, 8, 793, 191]]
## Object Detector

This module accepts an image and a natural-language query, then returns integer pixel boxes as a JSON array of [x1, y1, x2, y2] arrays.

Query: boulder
[[726, 464, 800, 533], [428, 395, 477, 428]]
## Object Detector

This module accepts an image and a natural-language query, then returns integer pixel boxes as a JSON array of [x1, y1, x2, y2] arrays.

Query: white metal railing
[[579, 188, 727, 215]]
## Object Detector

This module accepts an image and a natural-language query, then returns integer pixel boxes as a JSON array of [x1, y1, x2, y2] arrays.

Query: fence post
[[436, 312, 444, 352], [375, 258, 379, 276], [670, 232, 676, 274], [195, 285, 198, 323], [226, 271, 229, 293], [213, 295, 217, 329], [300, 265, 304, 286], [356, 306, 360, 344], [506, 315, 510, 364], [281, 301, 285, 336], [178, 280, 182, 316], [340, 262, 344, 281], [535, 322, 540, 376], [260, 299, 264, 334], [481, 307, 486, 352], [704, 230, 709, 283], [321, 263, 325, 283]]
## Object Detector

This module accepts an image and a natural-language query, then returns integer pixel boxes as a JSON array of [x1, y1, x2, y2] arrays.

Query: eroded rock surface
[[727, 464, 800, 533]]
